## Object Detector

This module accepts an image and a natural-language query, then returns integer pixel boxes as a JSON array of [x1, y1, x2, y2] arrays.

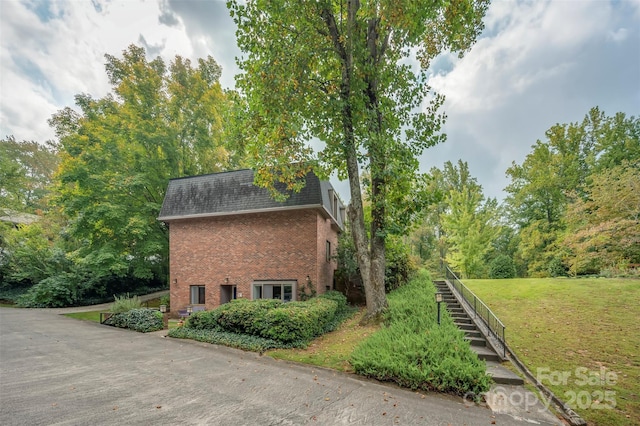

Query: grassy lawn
[[64, 311, 102, 322], [266, 307, 379, 372], [464, 278, 640, 426]]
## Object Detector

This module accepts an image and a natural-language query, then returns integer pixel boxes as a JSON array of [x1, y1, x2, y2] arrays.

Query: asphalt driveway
[[0, 308, 560, 425]]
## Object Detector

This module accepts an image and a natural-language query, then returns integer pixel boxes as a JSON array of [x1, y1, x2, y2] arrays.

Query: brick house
[[158, 169, 345, 312]]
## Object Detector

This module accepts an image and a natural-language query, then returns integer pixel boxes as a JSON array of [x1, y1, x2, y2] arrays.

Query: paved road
[[0, 308, 560, 425]]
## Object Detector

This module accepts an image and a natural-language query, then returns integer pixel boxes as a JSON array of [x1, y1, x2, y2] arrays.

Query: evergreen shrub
[[350, 270, 492, 396]]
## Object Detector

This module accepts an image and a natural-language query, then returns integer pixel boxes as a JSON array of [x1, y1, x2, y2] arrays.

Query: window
[[326, 240, 331, 262], [253, 282, 295, 302], [190, 285, 205, 304]]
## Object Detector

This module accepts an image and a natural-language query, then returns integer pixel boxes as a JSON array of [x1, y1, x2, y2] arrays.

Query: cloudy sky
[[1, 0, 639, 201]]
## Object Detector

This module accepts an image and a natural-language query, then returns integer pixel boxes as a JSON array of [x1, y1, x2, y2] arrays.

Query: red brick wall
[[168, 209, 338, 311]]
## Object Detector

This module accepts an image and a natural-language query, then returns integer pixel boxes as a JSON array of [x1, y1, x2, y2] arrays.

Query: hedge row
[[175, 291, 349, 345], [350, 270, 492, 397], [103, 308, 163, 333]]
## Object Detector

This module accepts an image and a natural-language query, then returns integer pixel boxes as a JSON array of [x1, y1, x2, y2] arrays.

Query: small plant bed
[[168, 291, 356, 353], [464, 278, 640, 426], [350, 270, 492, 397], [102, 308, 163, 333]]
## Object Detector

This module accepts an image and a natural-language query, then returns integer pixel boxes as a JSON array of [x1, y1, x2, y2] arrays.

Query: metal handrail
[[444, 265, 506, 358]]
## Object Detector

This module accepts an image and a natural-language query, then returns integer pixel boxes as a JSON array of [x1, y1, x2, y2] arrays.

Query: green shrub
[[214, 298, 282, 335], [350, 270, 492, 396], [110, 293, 142, 313], [185, 309, 223, 330], [103, 308, 163, 332], [181, 292, 352, 346], [160, 294, 170, 310], [547, 256, 568, 277], [318, 290, 347, 310], [262, 298, 338, 343], [489, 255, 517, 279], [16, 273, 82, 307], [168, 327, 293, 352]]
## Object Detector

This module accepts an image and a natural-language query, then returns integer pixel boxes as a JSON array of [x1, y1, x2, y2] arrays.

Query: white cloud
[[1, 0, 638, 202], [422, 0, 640, 199], [0, 0, 196, 142]]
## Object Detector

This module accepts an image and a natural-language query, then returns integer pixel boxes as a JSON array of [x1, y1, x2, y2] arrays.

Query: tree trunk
[[323, 0, 387, 323]]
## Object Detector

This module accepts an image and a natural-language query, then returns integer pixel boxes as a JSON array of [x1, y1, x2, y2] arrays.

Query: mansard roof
[[158, 169, 344, 230]]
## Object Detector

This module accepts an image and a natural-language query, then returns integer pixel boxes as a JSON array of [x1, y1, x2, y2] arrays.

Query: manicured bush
[[262, 298, 338, 343], [214, 298, 282, 335], [318, 290, 347, 311], [489, 254, 517, 279], [186, 309, 223, 330], [350, 270, 492, 396], [179, 291, 354, 347], [103, 308, 163, 333]]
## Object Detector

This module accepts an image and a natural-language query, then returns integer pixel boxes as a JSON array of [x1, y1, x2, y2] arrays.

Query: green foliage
[[168, 327, 291, 352], [213, 298, 282, 336], [297, 278, 317, 301], [488, 255, 517, 279], [384, 235, 417, 292], [1, 221, 69, 287], [505, 107, 639, 277], [16, 273, 83, 308], [0, 136, 59, 213], [350, 270, 491, 396], [318, 290, 347, 310], [49, 44, 243, 286], [439, 163, 499, 278], [262, 298, 338, 343], [110, 293, 142, 313], [184, 309, 223, 331], [103, 308, 163, 333], [562, 161, 640, 275], [229, 0, 489, 318], [159, 294, 170, 310], [336, 226, 416, 292], [183, 292, 351, 346]]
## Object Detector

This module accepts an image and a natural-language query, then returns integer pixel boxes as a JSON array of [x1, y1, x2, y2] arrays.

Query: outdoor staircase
[[434, 280, 524, 386]]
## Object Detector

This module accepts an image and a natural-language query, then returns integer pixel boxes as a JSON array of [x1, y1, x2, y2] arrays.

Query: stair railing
[[444, 265, 506, 358]]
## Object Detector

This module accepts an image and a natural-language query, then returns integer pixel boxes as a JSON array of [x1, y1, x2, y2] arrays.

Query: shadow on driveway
[[0, 307, 561, 425]]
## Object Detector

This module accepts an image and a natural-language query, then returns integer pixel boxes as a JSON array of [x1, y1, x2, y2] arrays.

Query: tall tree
[[50, 45, 238, 283], [505, 107, 639, 276], [563, 161, 640, 274], [441, 185, 498, 278], [228, 0, 489, 321]]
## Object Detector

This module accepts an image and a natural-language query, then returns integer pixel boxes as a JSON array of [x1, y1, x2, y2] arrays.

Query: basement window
[[190, 285, 205, 305], [252, 281, 295, 302]]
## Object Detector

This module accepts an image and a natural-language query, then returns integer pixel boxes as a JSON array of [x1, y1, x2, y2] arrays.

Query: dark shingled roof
[[158, 169, 344, 229]]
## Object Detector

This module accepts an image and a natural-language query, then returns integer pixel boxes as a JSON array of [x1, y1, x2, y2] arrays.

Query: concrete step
[[472, 346, 500, 362], [485, 361, 525, 385], [454, 317, 473, 325], [465, 330, 483, 338], [456, 323, 477, 331], [465, 336, 486, 347]]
